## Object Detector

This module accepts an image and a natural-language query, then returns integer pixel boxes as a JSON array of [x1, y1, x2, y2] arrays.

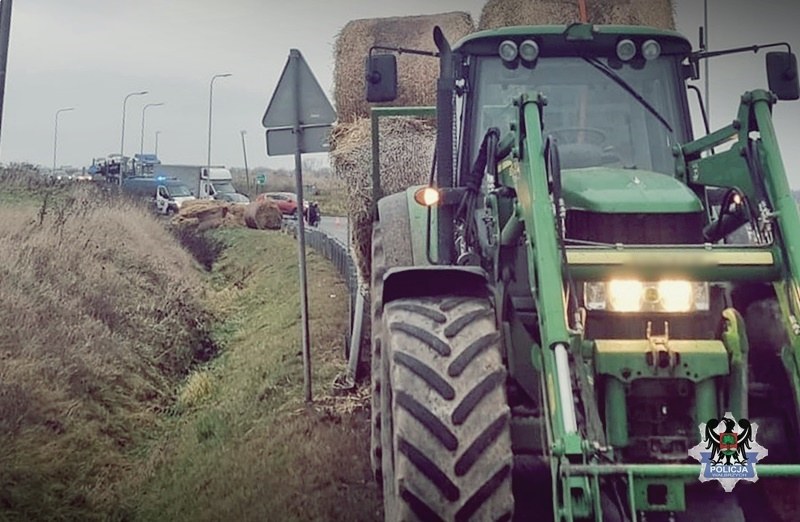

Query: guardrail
[[281, 217, 358, 303], [281, 216, 366, 388]]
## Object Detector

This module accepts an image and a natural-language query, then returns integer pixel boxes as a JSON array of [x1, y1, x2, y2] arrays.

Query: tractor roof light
[[642, 39, 662, 61], [519, 39, 540, 63], [616, 39, 637, 62], [498, 40, 519, 62]]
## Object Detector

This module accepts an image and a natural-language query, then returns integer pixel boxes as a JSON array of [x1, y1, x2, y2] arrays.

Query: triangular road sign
[[262, 49, 336, 128]]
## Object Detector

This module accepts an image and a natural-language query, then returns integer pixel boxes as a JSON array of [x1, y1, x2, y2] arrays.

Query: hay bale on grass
[[478, 0, 675, 31], [177, 199, 229, 222], [244, 201, 282, 230], [330, 117, 436, 288], [224, 203, 247, 227], [334, 12, 474, 122]]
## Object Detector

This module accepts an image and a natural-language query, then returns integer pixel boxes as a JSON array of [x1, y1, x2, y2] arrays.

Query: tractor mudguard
[[382, 265, 491, 305]]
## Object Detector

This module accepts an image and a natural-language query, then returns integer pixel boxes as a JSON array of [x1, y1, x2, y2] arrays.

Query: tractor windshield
[[473, 55, 688, 174]]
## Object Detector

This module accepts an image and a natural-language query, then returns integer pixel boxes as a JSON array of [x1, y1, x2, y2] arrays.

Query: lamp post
[[154, 130, 161, 156], [207, 73, 232, 171], [140, 102, 164, 156], [120, 90, 148, 183], [240, 130, 250, 192], [52, 107, 74, 178]]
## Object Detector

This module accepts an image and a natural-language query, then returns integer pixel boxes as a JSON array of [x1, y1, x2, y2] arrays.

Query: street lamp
[[207, 73, 232, 170], [154, 130, 161, 156], [120, 90, 148, 183], [52, 107, 74, 178], [140, 102, 164, 156], [240, 130, 250, 192]]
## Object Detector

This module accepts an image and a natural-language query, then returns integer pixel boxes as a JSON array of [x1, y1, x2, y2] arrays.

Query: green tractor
[[365, 22, 800, 521]]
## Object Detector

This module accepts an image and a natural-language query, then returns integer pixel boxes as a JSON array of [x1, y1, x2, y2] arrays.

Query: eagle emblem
[[688, 412, 768, 492]]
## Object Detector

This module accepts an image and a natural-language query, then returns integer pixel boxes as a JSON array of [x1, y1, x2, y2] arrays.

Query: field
[[0, 168, 380, 521]]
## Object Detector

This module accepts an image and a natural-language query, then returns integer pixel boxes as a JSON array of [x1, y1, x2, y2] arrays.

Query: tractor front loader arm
[[682, 89, 800, 430]]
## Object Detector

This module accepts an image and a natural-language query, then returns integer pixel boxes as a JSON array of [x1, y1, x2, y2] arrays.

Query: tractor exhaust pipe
[[433, 26, 455, 265]]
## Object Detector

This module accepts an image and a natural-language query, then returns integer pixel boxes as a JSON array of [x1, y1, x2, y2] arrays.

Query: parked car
[[256, 192, 308, 217]]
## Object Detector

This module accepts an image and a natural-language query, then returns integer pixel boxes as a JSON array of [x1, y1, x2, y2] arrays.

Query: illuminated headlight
[[499, 40, 518, 62], [616, 39, 637, 61], [642, 39, 662, 61], [584, 280, 710, 313], [519, 39, 540, 62]]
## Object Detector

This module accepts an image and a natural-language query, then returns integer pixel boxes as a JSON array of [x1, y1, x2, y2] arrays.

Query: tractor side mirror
[[365, 53, 397, 103], [767, 51, 799, 100]]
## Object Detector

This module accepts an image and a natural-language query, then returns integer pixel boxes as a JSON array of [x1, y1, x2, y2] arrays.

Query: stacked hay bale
[[331, 12, 475, 289], [334, 12, 474, 123], [478, 0, 675, 31], [330, 117, 436, 287]]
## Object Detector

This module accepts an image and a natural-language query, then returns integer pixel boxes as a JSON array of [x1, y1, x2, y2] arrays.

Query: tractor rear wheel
[[380, 296, 514, 521]]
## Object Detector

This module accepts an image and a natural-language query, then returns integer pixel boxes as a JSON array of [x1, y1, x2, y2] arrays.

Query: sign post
[[262, 49, 336, 403]]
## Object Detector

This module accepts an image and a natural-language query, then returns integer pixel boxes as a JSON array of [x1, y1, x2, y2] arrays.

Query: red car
[[256, 192, 308, 217]]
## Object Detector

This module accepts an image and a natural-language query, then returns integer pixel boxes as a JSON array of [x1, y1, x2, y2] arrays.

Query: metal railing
[[281, 217, 358, 303]]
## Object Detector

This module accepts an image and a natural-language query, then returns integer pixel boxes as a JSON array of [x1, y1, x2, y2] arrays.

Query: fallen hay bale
[[197, 217, 224, 233], [244, 200, 282, 230], [224, 203, 247, 227], [478, 0, 675, 31], [334, 11, 474, 122], [330, 117, 436, 288], [177, 199, 229, 222]]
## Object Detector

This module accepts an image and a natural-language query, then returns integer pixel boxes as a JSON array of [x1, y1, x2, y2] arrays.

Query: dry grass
[[478, 0, 675, 31], [334, 11, 474, 122], [330, 117, 436, 289], [0, 170, 218, 520]]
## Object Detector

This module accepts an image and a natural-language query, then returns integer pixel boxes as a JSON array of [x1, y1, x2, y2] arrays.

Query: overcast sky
[[1, 0, 799, 184]]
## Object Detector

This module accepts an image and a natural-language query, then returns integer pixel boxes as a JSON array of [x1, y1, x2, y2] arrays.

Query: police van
[[121, 176, 196, 215]]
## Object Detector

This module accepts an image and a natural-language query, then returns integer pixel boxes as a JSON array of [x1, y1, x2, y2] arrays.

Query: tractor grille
[[566, 210, 705, 245], [566, 210, 722, 340]]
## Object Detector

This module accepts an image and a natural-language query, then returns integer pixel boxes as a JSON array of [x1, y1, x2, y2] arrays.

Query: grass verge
[[121, 228, 381, 521]]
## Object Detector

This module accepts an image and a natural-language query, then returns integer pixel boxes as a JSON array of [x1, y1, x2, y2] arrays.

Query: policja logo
[[688, 412, 768, 492]]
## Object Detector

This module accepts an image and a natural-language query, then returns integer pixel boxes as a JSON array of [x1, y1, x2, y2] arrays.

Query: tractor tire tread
[[383, 296, 513, 521]]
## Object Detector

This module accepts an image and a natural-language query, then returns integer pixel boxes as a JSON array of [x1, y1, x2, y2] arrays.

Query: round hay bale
[[478, 0, 675, 31], [244, 201, 282, 230], [334, 12, 475, 122], [330, 116, 436, 287]]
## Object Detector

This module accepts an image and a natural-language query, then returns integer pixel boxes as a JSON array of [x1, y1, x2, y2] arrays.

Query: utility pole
[[0, 0, 14, 152], [240, 130, 250, 193]]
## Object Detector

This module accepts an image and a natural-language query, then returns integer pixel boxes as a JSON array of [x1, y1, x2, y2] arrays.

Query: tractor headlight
[[584, 280, 710, 313]]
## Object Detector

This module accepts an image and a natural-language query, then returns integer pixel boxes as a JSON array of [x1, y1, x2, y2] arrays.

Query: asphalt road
[[316, 215, 349, 245]]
